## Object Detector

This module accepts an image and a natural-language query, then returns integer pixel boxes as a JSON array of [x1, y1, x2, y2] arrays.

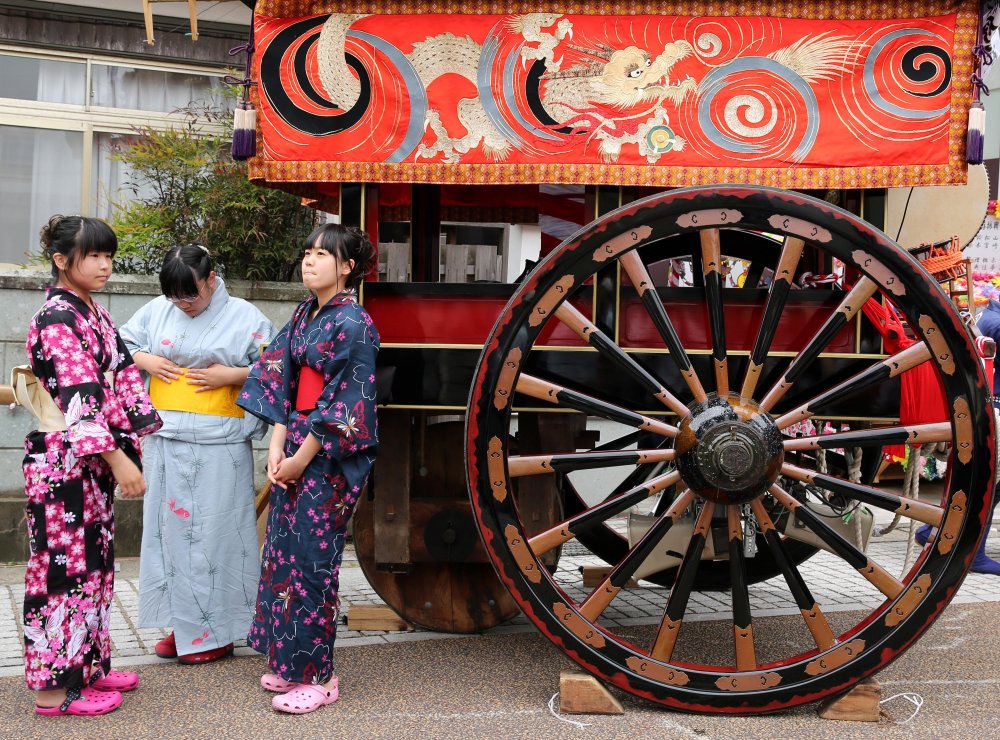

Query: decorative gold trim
[[505, 524, 542, 583], [937, 490, 967, 555], [528, 276, 577, 327], [917, 316, 955, 375], [554, 604, 607, 648], [487, 436, 507, 502], [952, 397, 973, 464], [803, 638, 865, 675], [715, 672, 781, 691], [626, 657, 690, 686], [594, 226, 654, 263], [885, 574, 932, 627]]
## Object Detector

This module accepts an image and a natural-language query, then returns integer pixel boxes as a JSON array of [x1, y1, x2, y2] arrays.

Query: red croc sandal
[[261, 673, 297, 693], [91, 670, 140, 693], [154, 632, 177, 659], [35, 687, 123, 716], [271, 679, 339, 714]]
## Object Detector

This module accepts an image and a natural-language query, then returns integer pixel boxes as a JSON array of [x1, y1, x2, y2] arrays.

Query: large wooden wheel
[[465, 185, 996, 712]]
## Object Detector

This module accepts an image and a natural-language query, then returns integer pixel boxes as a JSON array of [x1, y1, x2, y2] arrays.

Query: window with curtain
[[0, 54, 86, 105], [0, 126, 83, 265], [90, 63, 231, 113]]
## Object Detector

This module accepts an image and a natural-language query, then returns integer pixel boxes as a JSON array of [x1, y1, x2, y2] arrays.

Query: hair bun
[[39, 215, 65, 254]]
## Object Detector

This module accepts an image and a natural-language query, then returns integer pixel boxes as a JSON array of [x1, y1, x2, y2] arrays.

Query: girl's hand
[[186, 364, 240, 392], [267, 446, 286, 486], [110, 455, 145, 498], [138, 354, 182, 384], [273, 454, 307, 489]]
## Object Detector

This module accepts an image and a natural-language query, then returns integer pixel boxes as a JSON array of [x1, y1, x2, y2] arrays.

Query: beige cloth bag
[[10, 366, 115, 433], [11, 365, 68, 432]]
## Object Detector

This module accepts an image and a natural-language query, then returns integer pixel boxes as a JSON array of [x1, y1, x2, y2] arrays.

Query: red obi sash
[[295, 366, 325, 411]]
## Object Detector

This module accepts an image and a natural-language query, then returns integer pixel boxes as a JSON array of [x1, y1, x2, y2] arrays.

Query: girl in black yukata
[[238, 224, 379, 715]]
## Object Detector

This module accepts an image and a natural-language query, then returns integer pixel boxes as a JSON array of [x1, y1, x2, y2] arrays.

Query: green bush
[[110, 106, 315, 282]]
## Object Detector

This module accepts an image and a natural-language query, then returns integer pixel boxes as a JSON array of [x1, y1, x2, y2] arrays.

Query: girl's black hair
[[305, 224, 376, 292], [159, 244, 214, 300], [39, 215, 117, 279]]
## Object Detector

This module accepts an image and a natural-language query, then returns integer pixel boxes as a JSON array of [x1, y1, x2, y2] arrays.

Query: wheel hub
[[675, 394, 783, 505]]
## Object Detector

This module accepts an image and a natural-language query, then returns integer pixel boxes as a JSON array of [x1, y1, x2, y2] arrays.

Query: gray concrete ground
[[2, 521, 1000, 736]]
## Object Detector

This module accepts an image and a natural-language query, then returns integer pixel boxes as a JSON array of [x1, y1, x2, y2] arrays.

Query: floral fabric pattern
[[240, 292, 378, 684], [22, 287, 162, 690]]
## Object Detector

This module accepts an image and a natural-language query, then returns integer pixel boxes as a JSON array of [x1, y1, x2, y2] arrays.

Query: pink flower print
[[191, 630, 210, 646], [167, 499, 191, 519]]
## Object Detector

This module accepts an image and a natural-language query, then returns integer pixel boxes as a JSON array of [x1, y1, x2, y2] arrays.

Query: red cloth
[[295, 366, 325, 411], [861, 298, 947, 462]]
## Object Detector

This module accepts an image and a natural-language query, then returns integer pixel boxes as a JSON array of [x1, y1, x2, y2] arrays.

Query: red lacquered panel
[[618, 293, 855, 353], [366, 294, 588, 347]]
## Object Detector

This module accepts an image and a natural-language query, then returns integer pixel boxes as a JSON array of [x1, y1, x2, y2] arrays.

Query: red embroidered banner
[[250, 4, 978, 189]]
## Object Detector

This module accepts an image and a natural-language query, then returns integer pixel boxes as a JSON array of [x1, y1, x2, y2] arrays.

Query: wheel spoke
[[650, 501, 716, 661], [774, 342, 932, 430], [783, 421, 952, 451], [700, 229, 729, 394], [760, 277, 878, 411], [619, 250, 707, 403], [527, 470, 682, 556], [769, 484, 904, 599], [749, 499, 835, 650], [555, 302, 689, 416], [516, 373, 678, 438], [741, 237, 805, 400], [782, 462, 944, 526], [578, 490, 695, 621], [727, 505, 756, 670], [508, 448, 675, 477]]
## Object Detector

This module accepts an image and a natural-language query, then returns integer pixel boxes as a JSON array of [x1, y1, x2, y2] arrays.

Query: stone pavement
[[3, 511, 1000, 677]]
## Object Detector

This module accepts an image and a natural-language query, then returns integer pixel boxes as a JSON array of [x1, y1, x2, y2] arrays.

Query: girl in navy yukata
[[238, 223, 379, 715]]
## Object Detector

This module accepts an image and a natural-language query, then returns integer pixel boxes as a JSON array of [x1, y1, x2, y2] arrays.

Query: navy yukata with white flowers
[[238, 292, 379, 685]]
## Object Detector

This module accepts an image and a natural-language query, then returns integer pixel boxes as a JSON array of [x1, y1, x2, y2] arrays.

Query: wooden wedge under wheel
[[465, 185, 996, 712]]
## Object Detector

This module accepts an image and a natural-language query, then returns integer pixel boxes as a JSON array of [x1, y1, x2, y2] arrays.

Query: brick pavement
[[2, 510, 1000, 677]]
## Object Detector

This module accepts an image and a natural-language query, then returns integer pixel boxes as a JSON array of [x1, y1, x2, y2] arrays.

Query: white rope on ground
[[547, 693, 590, 729], [880, 692, 924, 723]]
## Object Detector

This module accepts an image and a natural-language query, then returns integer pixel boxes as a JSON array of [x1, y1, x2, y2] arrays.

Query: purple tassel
[[231, 106, 257, 161], [967, 101, 985, 165]]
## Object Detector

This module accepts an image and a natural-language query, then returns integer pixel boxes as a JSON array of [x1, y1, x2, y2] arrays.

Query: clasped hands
[[146, 356, 235, 392], [267, 448, 307, 489]]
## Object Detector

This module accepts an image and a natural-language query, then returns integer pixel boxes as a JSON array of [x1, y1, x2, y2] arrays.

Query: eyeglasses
[[166, 291, 202, 306]]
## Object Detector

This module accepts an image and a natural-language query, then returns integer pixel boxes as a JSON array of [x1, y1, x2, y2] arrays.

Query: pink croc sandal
[[36, 686, 123, 716], [271, 679, 339, 714], [92, 670, 140, 693], [260, 673, 297, 693]]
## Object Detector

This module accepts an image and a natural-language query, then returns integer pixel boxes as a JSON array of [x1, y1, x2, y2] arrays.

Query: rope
[[880, 692, 924, 724], [547, 693, 590, 728], [816, 446, 827, 475]]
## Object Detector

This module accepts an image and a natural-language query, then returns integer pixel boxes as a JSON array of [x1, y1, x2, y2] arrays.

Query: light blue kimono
[[120, 278, 274, 656]]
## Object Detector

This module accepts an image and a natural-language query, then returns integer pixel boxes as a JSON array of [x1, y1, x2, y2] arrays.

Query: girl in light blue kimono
[[120, 245, 274, 664]]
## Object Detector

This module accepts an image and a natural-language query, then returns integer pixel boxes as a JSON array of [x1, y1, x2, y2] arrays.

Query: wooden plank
[[559, 670, 624, 715], [372, 409, 411, 567], [473, 244, 498, 281], [443, 243, 469, 283], [817, 679, 881, 722], [346, 604, 413, 632]]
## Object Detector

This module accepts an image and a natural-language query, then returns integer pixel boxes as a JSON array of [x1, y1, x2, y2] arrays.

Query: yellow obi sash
[[148, 370, 244, 418]]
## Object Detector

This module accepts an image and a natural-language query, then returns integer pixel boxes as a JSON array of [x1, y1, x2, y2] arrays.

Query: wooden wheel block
[[559, 670, 624, 715], [347, 604, 413, 632], [582, 565, 639, 589], [816, 679, 881, 722]]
